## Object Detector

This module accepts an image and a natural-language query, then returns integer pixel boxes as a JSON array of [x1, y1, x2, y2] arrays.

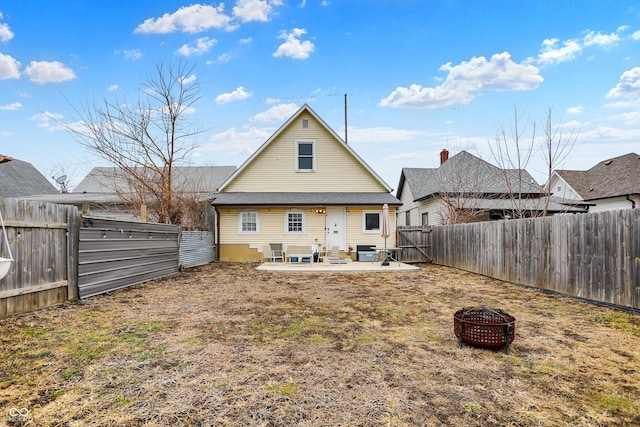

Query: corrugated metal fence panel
[[179, 231, 215, 268], [78, 216, 179, 299]]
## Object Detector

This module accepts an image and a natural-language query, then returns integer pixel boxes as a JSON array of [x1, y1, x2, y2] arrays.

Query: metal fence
[[0, 199, 79, 316], [179, 230, 215, 268], [78, 216, 180, 299], [431, 209, 640, 311]]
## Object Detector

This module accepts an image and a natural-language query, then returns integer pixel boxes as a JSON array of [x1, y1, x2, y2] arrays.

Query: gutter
[[626, 194, 636, 209], [213, 205, 221, 261]]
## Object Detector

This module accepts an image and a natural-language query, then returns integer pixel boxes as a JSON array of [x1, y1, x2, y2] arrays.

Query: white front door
[[325, 207, 346, 251]]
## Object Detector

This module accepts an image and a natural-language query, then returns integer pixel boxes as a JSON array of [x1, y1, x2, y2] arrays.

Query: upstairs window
[[405, 211, 411, 226], [302, 119, 309, 129], [421, 212, 429, 225], [296, 141, 315, 171]]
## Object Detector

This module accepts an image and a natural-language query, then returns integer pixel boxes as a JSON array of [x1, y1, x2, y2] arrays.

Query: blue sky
[[1, 0, 639, 191]]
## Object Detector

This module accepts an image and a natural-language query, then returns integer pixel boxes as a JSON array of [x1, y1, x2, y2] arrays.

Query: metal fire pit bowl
[[454, 306, 516, 354]]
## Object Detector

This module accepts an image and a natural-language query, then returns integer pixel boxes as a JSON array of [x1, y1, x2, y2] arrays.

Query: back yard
[[0, 263, 638, 426]]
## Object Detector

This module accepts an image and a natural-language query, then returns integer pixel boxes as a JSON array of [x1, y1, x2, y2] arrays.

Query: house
[[396, 149, 581, 226], [0, 155, 58, 197], [549, 152, 640, 212], [212, 104, 401, 262]]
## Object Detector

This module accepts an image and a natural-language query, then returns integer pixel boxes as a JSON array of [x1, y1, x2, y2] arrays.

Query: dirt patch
[[0, 263, 638, 426]]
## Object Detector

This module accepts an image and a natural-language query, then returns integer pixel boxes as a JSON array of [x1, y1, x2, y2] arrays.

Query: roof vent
[[604, 160, 612, 165]]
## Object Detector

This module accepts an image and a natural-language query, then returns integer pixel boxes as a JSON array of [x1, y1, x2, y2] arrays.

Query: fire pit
[[454, 306, 516, 354]]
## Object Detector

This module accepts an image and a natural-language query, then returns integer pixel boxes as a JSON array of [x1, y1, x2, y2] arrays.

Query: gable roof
[[218, 103, 393, 193], [0, 156, 58, 197], [397, 150, 542, 201], [555, 152, 640, 200], [74, 166, 236, 195]]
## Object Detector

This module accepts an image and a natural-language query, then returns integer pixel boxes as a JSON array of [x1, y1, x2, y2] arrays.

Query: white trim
[[295, 140, 315, 172], [238, 211, 260, 234], [362, 210, 381, 233], [284, 210, 306, 234]]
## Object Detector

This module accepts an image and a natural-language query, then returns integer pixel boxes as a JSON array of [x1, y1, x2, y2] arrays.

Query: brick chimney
[[440, 148, 449, 165]]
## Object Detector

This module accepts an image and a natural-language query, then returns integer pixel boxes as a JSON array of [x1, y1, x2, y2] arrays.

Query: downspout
[[626, 194, 636, 209], [213, 205, 221, 261]]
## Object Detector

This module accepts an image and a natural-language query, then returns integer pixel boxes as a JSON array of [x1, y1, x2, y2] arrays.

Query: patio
[[256, 259, 420, 272]]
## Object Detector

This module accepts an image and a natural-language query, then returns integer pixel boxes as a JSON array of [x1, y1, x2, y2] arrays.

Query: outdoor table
[[373, 247, 401, 267]]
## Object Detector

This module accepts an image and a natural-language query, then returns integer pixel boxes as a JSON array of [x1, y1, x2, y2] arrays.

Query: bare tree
[[488, 106, 576, 219], [68, 62, 204, 226]]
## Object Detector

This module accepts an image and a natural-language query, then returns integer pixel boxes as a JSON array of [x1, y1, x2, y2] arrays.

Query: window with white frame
[[421, 212, 429, 225], [285, 211, 305, 233], [239, 211, 259, 234], [302, 119, 309, 129], [363, 211, 381, 233], [296, 141, 315, 171]]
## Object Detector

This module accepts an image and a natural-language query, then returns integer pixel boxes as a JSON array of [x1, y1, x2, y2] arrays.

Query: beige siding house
[[212, 104, 401, 262]]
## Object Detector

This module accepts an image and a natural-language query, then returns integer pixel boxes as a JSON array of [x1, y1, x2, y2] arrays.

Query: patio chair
[[269, 243, 284, 262], [326, 246, 343, 264]]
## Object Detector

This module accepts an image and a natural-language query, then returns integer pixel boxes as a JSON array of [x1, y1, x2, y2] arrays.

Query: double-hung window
[[239, 211, 259, 234], [363, 211, 381, 233], [296, 141, 315, 172], [285, 211, 305, 234]]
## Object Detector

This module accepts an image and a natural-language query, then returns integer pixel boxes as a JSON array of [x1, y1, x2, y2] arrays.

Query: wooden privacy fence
[[396, 226, 432, 262], [0, 199, 78, 317], [431, 209, 640, 311]]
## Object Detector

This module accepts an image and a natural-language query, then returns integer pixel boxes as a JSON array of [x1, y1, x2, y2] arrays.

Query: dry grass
[[0, 263, 639, 426]]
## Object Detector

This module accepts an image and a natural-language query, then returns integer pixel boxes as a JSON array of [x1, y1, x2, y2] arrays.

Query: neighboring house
[[0, 155, 58, 197], [23, 166, 236, 226], [396, 149, 581, 226], [212, 104, 401, 262], [549, 152, 640, 212]]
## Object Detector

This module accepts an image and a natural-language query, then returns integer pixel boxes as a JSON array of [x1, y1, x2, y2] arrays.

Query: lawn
[[0, 263, 638, 426]]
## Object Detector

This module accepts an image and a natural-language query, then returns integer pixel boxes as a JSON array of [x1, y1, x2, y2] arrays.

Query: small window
[[285, 211, 305, 234], [421, 212, 429, 225], [557, 186, 561, 192], [296, 141, 315, 171], [239, 211, 259, 234], [363, 211, 381, 233], [302, 119, 309, 129], [405, 211, 411, 226]]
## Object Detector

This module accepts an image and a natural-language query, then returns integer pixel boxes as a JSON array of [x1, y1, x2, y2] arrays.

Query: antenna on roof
[[53, 175, 68, 193], [344, 93, 348, 145]]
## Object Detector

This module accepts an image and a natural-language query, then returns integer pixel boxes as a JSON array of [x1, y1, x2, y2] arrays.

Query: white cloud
[[116, 49, 143, 61], [0, 22, 13, 42], [380, 52, 542, 109], [566, 106, 583, 114], [632, 30, 640, 40], [582, 30, 620, 48], [273, 28, 315, 59], [108, 84, 118, 91], [25, 60, 76, 84], [134, 4, 234, 34], [0, 102, 21, 110], [239, 37, 253, 44], [0, 52, 20, 80], [233, 0, 283, 23], [536, 38, 582, 66], [216, 53, 233, 63], [251, 103, 299, 122], [348, 126, 436, 143], [606, 66, 640, 100], [215, 86, 252, 104], [609, 110, 640, 125], [176, 37, 217, 56], [204, 126, 274, 155], [181, 74, 197, 84], [29, 111, 64, 131]]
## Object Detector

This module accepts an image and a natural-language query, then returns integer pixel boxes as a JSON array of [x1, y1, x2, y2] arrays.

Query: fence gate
[[397, 226, 432, 263], [179, 230, 215, 268], [78, 216, 179, 299]]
